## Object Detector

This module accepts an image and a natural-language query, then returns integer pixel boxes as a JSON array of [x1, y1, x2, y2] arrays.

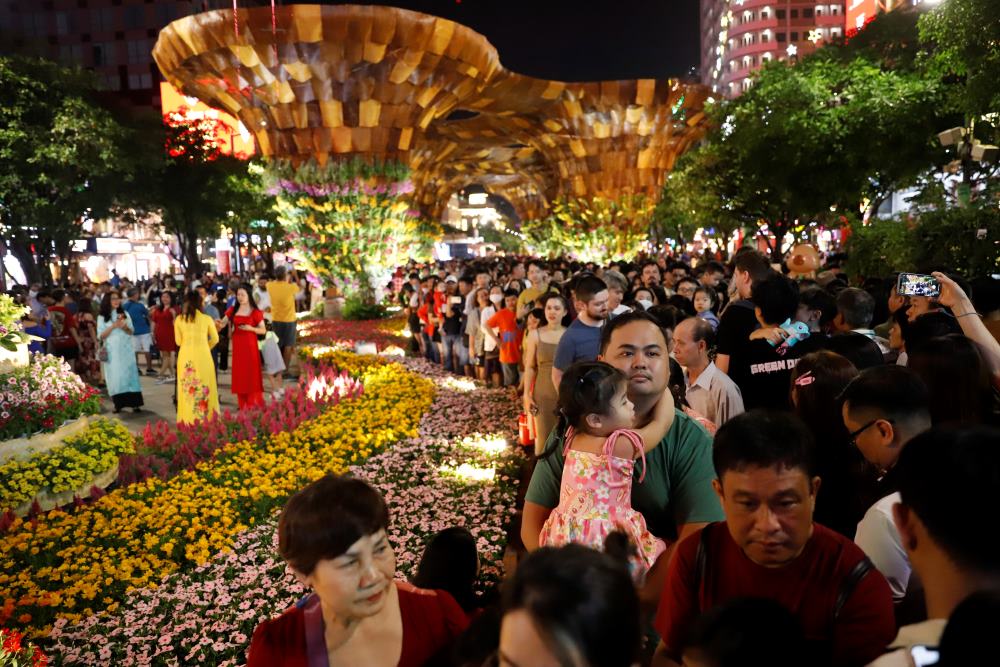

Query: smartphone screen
[[897, 273, 941, 298], [450, 296, 462, 304]]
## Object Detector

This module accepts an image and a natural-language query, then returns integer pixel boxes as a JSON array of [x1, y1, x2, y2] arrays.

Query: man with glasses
[[841, 366, 932, 613]]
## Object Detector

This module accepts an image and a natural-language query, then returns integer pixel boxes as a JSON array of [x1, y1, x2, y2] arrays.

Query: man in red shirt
[[652, 410, 895, 667], [47, 288, 81, 362], [485, 288, 522, 387]]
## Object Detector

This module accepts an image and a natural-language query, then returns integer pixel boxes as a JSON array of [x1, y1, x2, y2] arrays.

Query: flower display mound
[[119, 364, 360, 487], [0, 419, 133, 516], [0, 355, 101, 442], [298, 316, 409, 352], [267, 157, 437, 298], [0, 357, 433, 636], [48, 358, 522, 666]]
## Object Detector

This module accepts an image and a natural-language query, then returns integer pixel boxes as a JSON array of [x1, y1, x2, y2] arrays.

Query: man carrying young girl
[[522, 311, 723, 607]]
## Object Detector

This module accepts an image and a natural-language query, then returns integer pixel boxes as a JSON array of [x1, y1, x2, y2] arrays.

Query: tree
[[118, 111, 248, 277], [225, 163, 286, 274], [653, 142, 745, 255], [683, 44, 945, 262], [919, 0, 1000, 119], [0, 56, 131, 284]]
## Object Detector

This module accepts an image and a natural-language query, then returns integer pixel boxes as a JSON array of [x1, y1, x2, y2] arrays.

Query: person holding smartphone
[[97, 290, 144, 413], [440, 276, 465, 374]]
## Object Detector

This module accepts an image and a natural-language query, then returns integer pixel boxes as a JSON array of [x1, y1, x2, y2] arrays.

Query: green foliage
[[846, 205, 1000, 280], [523, 195, 653, 262], [0, 55, 133, 283], [919, 0, 1000, 118], [342, 296, 388, 321]]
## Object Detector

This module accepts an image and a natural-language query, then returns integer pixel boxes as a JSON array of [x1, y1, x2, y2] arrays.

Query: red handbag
[[518, 413, 533, 447]]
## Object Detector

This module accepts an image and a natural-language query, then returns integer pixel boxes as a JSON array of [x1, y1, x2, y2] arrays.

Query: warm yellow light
[[440, 376, 477, 392], [464, 436, 508, 454], [440, 463, 496, 483]]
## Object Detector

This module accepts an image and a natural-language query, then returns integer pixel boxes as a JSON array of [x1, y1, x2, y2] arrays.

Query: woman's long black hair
[[238, 283, 259, 312], [99, 291, 122, 323], [182, 289, 202, 322]]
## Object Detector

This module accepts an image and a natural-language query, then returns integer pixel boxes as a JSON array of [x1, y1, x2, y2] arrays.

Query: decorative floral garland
[[264, 158, 437, 297], [523, 194, 655, 263]]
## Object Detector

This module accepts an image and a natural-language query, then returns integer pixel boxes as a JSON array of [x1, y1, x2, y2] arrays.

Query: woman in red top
[[149, 291, 179, 381], [247, 475, 468, 667], [218, 284, 266, 409]]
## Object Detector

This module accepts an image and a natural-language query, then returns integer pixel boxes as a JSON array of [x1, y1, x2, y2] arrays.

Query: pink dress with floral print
[[538, 428, 666, 580]]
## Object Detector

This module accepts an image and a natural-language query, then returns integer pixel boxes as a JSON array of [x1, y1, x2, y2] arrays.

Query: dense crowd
[[249, 250, 1000, 667], [9, 249, 1000, 666], [7, 267, 310, 423]]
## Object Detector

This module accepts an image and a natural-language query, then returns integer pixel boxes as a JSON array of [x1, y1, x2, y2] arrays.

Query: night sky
[[318, 0, 702, 81]]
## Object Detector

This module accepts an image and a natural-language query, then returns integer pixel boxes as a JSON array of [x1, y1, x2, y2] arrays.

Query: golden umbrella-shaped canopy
[[153, 4, 713, 214]]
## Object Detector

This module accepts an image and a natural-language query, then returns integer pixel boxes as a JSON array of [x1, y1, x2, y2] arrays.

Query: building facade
[[700, 0, 846, 97], [0, 0, 235, 109]]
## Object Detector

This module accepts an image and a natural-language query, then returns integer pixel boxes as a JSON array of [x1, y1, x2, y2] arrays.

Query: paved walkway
[[96, 358, 300, 430]]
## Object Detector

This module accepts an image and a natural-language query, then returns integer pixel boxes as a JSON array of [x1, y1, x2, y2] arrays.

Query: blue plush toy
[[770, 319, 811, 356]]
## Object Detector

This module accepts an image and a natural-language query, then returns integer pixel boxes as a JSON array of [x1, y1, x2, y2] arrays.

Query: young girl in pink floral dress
[[539, 361, 675, 581]]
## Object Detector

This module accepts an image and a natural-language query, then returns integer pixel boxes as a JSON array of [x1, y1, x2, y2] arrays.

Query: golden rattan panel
[[153, 4, 712, 216]]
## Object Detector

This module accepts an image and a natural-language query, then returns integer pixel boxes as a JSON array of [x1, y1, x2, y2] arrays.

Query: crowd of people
[[10, 248, 1000, 666], [8, 266, 310, 423], [252, 250, 999, 666]]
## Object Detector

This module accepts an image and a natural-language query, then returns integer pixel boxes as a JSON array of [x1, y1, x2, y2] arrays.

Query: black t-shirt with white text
[[739, 333, 828, 410], [716, 300, 759, 393]]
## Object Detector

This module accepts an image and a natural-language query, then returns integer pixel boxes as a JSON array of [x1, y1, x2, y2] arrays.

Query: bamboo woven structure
[[153, 4, 712, 217]]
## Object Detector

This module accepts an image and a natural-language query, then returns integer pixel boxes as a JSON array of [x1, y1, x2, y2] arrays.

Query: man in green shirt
[[522, 310, 723, 603]]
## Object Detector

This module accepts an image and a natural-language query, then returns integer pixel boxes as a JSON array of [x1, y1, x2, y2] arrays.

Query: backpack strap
[[692, 523, 714, 615], [834, 556, 875, 620]]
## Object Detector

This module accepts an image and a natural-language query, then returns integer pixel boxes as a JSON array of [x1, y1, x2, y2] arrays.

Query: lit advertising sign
[[159, 82, 256, 159], [846, 0, 879, 32]]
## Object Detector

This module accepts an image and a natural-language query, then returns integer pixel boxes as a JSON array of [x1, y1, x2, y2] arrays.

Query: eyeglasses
[[848, 418, 893, 447]]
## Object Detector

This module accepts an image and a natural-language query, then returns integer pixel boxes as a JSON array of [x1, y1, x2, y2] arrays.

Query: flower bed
[[0, 355, 101, 442], [297, 316, 408, 351], [0, 419, 134, 514], [0, 358, 433, 635], [47, 358, 522, 665], [119, 364, 361, 486]]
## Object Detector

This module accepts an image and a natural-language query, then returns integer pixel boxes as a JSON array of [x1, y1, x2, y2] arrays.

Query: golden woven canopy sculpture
[[153, 3, 712, 219]]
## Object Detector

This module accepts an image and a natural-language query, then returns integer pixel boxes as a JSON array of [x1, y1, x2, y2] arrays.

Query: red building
[[700, 0, 847, 98]]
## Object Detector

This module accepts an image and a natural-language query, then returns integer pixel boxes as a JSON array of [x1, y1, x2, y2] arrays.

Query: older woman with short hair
[[248, 475, 469, 667]]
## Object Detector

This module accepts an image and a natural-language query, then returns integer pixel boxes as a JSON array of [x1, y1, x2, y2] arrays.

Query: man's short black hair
[[599, 310, 670, 355], [503, 288, 519, 299], [574, 275, 607, 303], [836, 288, 876, 329], [713, 410, 817, 480], [798, 287, 837, 326], [703, 260, 725, 275], [458, 274, 474, 286], [839, 365, 930, 424], [527, 260, 547, 272], [824, 333, 884, 371], [750, 272, 798, 325], [895, 425, 1000, 574], [640, 260, 660, 273], [677, 277, 699, 290], [903, 312, 961, 352], [732, 249, 772, 285], [51, 288, 67, 303]]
